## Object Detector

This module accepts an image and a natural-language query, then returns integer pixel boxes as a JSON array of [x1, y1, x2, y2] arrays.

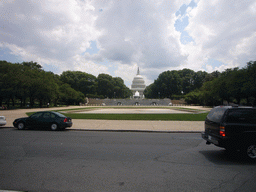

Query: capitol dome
[[131, 68, 146, 98]]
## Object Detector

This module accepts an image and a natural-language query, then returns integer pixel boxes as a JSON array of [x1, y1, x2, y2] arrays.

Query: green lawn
[[63, 113, 208, 121], [26, 107, 209, 121]]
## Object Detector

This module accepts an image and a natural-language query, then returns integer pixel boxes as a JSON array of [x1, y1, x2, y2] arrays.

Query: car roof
[[34, 111, 58, 113], [32, 111, 66, 117], [214, 105, 254, 109]]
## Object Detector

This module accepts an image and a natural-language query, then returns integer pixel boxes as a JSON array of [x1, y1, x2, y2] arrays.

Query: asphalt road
[[0, 128, 256, 192]]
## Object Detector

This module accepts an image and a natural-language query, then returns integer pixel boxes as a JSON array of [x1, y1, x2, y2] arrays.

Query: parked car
[[202, 106, 256, 160], [0, 116, 7, 126], [13, 111, 72, 131]]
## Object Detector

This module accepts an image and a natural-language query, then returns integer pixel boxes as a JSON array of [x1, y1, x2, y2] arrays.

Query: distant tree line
[[144, 69, 207, 98], [1, 60, 255, 108], [0, 60, 131, 108], [184, 61, 256, 106], [145, 61, 256, 106]]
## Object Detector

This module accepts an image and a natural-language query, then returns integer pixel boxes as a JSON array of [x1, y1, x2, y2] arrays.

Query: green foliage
[[184, 61, 256, 106], [97, 73, 132, 98], [145, 69, 207, 98], [184, 90, 203, 105], [146, 70, 182, 98], [60, 71, 97, 97], [1, 59, 255, 108], [0, 60, 131, 108], [0, 61, 84, 107]]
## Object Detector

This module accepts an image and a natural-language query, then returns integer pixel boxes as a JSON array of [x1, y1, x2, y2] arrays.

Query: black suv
[[202, 106, 256, 160]]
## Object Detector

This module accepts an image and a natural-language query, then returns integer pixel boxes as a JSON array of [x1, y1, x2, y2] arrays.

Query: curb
[[3, 126, 202, 133], [67, 129, 202, 133]]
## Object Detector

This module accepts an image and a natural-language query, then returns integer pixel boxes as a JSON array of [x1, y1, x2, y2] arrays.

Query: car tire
[[17, 122, 25, 130], [243, 143, 256, 161], [50, 123, 59, 131]]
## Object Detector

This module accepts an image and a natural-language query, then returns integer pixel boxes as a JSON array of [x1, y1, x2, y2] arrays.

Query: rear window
[[52, 111, 66, 118], [226, 109, 256, 124], [207, 107, 228, 123]]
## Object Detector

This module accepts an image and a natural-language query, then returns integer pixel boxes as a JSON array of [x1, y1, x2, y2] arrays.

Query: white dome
[[131, 78, 145, 88], [132, 75, 145, 84]]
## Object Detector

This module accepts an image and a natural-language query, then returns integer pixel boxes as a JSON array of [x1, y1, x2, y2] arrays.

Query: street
[[0, 128, 256, 192]]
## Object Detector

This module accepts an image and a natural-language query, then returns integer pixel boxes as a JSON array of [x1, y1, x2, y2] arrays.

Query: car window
[[50, 113, 56, 118], [251, 111, 256, 124], [43, 113, 51, 119], [226, 109, 256, 124], [30, 112, 43, 118], [207, 107, 228, 123]]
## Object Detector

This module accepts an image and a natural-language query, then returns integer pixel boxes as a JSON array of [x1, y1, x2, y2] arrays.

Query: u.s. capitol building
[[131, 68, 146, 99]]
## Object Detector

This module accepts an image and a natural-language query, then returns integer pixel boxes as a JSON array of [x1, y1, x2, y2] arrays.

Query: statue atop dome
[[137, 67, 140, 75], [131, 67, 146, 99]]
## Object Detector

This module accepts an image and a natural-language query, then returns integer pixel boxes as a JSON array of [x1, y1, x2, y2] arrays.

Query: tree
[[145, 70, 182, 98], [60, 71, 97, 96], [35, 71, 59, 108], [192, 71, 208, 90], [0, 61, 19, 107], [178, 68, 195, 94], [97, 74, 114, 98], [59, 84, 85, 105], [112, 77, 132, 98], [96, 74, 131, 98], [242, 61, 256, 105]]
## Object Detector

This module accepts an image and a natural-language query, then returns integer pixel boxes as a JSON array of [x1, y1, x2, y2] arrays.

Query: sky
[[1, 0, 256, 87]]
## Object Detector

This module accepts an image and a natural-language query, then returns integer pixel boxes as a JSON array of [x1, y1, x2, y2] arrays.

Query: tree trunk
[[39, 100, 43, 108], [30, 97, 34, 108], [11, 97, 15, 107]]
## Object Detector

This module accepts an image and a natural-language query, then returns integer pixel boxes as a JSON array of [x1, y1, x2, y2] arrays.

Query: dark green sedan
[[13, 111, 72, 131]]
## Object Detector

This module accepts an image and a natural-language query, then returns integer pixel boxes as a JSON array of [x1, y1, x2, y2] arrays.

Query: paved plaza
[[0, 106, 211, 132], [76, 108, 191, 114]]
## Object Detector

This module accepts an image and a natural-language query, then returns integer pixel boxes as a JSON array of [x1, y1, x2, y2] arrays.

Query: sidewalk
[[67, 119, 204, 132], [0, 106, 209, 133]]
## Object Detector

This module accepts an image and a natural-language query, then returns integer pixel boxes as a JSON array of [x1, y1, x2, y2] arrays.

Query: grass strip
[[63, 113, 209, 121]]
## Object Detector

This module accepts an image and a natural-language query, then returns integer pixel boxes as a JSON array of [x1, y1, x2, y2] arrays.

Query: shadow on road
[[8, 127, 69, 132], [199, 150, 256, 165]]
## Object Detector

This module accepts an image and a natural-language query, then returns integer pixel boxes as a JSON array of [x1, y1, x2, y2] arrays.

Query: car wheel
[[50, 123, 59, 131], [17, 122, 25, 130], [243, 143, 256, 160]]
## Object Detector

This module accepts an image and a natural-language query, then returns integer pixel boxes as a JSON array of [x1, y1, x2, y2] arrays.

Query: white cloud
[[91, 0, 187, 70], [185, 0, 256, 70], [0, 0, 256, 88], [0, 0, 98, 61]]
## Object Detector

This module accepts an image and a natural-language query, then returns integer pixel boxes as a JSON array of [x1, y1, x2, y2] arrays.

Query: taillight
[[64, 118, 67, 122], [219, 126, 225, 137]]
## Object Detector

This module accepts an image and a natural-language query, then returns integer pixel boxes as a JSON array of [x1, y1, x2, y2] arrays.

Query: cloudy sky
[[1, 0, 256, 87]]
